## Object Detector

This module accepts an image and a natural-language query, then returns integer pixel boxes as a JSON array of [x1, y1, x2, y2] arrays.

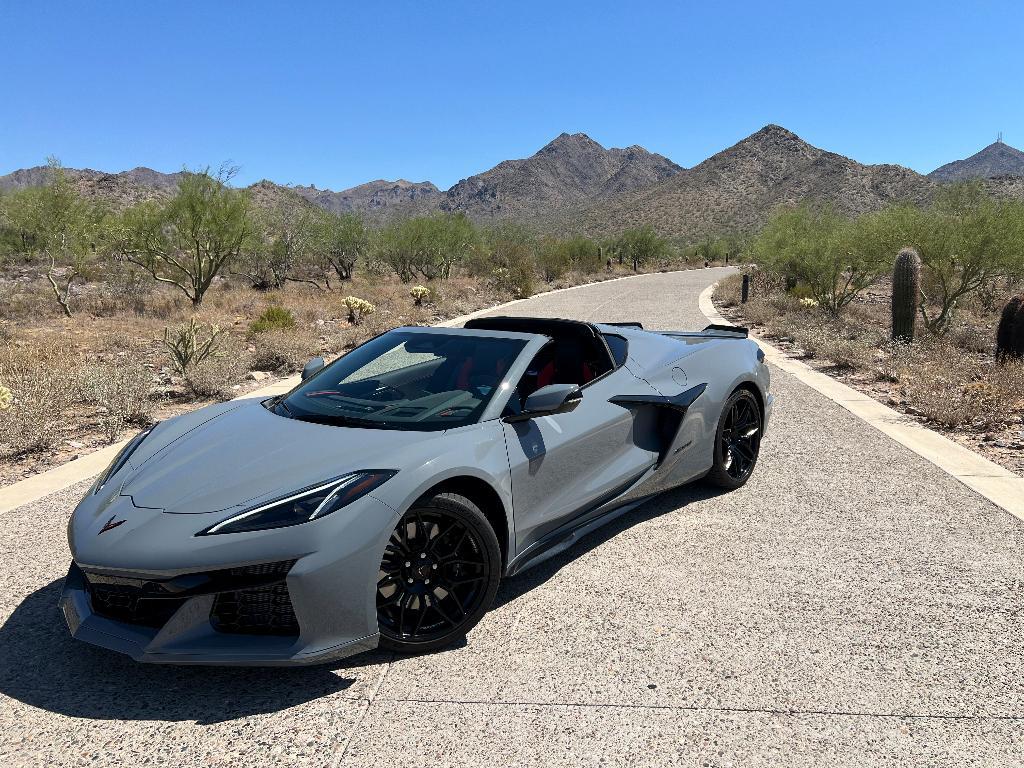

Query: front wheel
[[376, 492, 501, 653], [705, 388, 762, 490]]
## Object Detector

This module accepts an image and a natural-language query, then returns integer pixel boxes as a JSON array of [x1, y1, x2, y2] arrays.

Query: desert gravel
[[1, 268, 1021, 766]]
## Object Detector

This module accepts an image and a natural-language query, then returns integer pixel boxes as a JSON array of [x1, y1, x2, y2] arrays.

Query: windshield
[[273, 330, 526, 431]]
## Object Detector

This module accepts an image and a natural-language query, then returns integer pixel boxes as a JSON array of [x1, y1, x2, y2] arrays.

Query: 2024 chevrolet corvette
[[61, 316, 772, 665]]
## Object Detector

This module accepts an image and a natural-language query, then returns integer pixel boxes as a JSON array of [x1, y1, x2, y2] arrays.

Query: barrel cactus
[[891, 247, 920, 342], [996, 295, 1024, 362]]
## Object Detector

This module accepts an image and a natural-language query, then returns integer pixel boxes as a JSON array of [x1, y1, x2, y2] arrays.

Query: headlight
[[89, 425, 157, 495], [198, 470, 396, 535]]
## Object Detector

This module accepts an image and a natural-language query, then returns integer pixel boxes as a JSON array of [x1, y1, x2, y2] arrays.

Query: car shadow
[[0, 482, 724, 724], [493, 480, 728, 609], [0, 579, 387, 724]]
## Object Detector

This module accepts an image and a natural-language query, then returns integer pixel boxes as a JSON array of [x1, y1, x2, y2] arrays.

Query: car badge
[[98, 515, 126, 535]]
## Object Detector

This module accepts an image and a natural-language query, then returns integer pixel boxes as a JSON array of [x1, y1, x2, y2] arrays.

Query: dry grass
[[715, 272, 1024, 439], [0, 260, 668, 482]]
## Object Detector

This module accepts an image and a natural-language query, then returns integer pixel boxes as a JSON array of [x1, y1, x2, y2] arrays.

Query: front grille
[[81, 559, 298, 634], [211, 582, 299, 636], [86, 580, 188, 628]]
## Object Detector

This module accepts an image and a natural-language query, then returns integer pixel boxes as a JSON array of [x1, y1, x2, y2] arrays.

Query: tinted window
[[603, 334, 628, 367], [275, 331, 525, 431]]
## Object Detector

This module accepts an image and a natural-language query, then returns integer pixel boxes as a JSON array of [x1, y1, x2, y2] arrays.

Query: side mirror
[[506, 383, 582, 422], [301, 356, 325, 381]]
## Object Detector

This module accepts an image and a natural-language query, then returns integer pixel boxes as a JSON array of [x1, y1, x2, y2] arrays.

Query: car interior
[[280, 332, 527, 429], [463, 317, 620, 413]]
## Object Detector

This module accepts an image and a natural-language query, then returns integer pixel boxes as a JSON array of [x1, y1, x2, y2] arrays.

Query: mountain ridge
[[928, 140, 1024, 182], [578, 124, 937, 240], [3, 129, 1023, 238]]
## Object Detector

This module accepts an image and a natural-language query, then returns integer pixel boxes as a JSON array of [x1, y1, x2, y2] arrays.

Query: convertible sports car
[[61, 316, 772, 665]]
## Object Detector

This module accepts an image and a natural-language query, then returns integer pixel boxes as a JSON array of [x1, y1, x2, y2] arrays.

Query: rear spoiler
[[701, 323, 749, 338], [604, 321, 644, 329]]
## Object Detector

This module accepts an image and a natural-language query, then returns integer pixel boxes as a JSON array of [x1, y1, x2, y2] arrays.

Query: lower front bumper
[[60, 561, 379, 666]]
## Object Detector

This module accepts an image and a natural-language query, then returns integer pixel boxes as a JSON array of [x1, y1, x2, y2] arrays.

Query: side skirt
[[506, 470, 660, 577]]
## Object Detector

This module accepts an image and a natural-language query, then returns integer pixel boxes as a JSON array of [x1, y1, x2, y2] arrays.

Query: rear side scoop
[[608, 382, 707, 413]]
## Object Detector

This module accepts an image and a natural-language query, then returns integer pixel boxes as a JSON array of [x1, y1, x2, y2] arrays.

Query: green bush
[[752, 204, 890, 315], [248, 305, 296, 334]]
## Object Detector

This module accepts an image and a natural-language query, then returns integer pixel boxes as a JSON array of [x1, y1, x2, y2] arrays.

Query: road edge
[[699, 283, 1024, 524], [0, 269, 688, 513]]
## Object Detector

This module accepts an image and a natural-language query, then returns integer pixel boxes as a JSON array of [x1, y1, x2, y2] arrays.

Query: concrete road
[[2, 268, 1022, 766]]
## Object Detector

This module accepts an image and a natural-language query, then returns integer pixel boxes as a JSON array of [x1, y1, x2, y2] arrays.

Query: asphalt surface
[[2, 267, 1022, 766]]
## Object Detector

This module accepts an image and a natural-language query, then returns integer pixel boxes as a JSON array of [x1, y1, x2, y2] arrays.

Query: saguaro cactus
[[996, 295, 1024, 362], [891, 247, 921, 342]]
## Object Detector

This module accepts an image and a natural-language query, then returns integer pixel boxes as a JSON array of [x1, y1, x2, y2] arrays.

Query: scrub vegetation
[[0, 161, 698, 483], [715, 182, 1024, 472]]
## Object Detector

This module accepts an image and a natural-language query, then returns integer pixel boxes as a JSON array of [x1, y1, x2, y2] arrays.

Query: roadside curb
[[0, 269, 687, 514], [699, 283, 1024, 524]]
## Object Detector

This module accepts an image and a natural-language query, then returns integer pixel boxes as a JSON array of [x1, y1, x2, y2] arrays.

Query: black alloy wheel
[[377, 493, 501, 652], [706, 389, 762, 489]]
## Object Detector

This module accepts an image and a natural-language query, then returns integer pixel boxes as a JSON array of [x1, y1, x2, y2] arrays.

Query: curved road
[[2, 268, 1022, 766]]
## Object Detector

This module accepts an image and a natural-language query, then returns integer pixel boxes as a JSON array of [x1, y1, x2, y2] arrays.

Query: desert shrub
[[185, 353, 248, 400], [0, 340, 79, 457], [875, 339, 913, 383], [714, 273, 744, 307], [250, 329, 316, 372], [489, 263, 534, 299], [248, 305, 296, 335], [752, 205, 890, 314], [536, 239, 571, 283], [950, 322, 990, 354], [79, 362, 154, 443], [162, 317, 224, 376]]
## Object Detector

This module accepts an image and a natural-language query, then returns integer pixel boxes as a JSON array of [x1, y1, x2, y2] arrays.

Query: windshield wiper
[[293, 412, 389, 428]]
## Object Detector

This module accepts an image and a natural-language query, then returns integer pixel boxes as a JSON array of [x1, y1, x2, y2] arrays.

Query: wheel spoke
[[446, 575, 485, 587], [377, 506, 493, 644], [432, 594, 459, 628]]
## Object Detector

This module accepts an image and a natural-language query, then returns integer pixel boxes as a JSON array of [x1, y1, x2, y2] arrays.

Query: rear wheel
[[376, 493, 501, 653], [706, 389, 762, 489]]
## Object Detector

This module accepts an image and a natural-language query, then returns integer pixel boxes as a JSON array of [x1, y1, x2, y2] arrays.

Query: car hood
[[120, 398, 434, 514]]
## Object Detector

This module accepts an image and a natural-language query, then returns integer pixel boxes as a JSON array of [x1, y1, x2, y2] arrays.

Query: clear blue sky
[[2, 1, 1022, 190]]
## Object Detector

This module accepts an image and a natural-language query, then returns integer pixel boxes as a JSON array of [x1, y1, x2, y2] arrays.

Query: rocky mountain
[[0, 165, 185, 209], [437, 132, 681, 220], [579, 125, 936, 241], [928, 140, 1024, 181], [292, 179, 440, 216], [6, 130, 1024, 239]]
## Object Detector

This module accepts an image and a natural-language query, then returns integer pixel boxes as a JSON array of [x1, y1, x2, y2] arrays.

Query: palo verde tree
[[115, 167, 252, 306], [895, 182, 1024, 336], [377, 213, 480, 282], [614, 225, 669, 271], [236, 200, 319, 290], [313, 209, 368, 284], [753, 204, 890, 315], [2, 158, 104, 316]]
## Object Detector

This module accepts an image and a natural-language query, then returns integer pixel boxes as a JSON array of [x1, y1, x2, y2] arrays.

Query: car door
[[502, 365, 661, 556]]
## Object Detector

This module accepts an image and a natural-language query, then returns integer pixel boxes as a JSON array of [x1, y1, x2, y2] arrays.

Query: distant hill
[[0, 165, 185, 209], [292, 179, 440, 216], [928, 140, 1024, 181], [4, 130, 1024, 238], [437, 132, 681, 221], [579, 125, 935, 241]]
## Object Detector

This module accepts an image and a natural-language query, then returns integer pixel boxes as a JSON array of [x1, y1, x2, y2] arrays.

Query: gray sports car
[[61, 316, 772, 665]]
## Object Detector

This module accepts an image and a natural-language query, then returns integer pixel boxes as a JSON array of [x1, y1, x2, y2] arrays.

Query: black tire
[[377, 492, 502, 654], [705, 388, 762, 490]]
